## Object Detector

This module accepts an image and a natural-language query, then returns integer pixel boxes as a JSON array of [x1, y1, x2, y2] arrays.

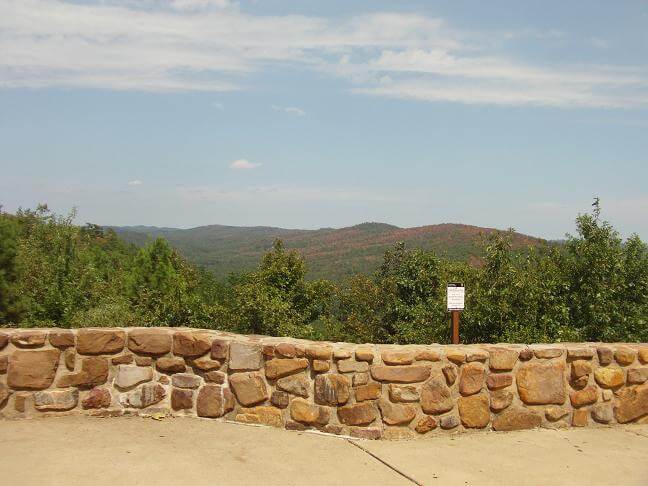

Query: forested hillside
[[112, 222, 545, 280]]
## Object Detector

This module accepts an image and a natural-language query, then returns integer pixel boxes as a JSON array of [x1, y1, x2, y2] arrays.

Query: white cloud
[[229, 158, 261, 170], [128, 179, 143, 186], [272, 105, 306, 116]]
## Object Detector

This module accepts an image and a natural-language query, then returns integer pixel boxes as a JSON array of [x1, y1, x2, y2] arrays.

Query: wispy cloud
[[128, 179, 143, 186], [272, 105, 306, 116], [229, 158, 261, 170]]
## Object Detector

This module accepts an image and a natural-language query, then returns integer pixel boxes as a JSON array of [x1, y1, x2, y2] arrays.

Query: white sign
[[447, 283, 465, 311]]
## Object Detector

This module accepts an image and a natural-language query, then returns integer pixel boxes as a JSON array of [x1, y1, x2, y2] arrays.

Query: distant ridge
[[110, 222, 545, 280]]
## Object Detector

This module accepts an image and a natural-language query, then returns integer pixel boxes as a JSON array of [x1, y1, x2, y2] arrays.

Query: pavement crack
[[346, 439, 424, 486]]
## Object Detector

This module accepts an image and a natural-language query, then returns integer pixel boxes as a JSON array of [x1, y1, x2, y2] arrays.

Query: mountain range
[[110, 222, 546, 280]]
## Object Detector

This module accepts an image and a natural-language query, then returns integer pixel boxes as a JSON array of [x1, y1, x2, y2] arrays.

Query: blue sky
[[1, 0, 647, 239]]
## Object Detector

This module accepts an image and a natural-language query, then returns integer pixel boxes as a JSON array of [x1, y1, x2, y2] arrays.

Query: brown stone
[[196, 385, 235, 418], [312, 360, 330, 373], [440, 415, 459, 429], [271, 391, 289, 409], [64, 349, 75, 371], [171, 388, 193, 410], [378, 399, 416, 425], [349, 427, 382, 439], [265, 358, 309, 380], [275, 343, 296, 358], [534, 348, 563, 359], [572, 409, 588, 427], [442, 365, 457, 386], [337, 360, 369, 373], [490, 390, 513, 412], [459, 362, 485, 396], [518, 348, 533, 361], [597, 347, 613, 366], [591, 403, 613, 424], [415, 415, 437, 433], [567, 348, 594, 359], [639, 348, 648, 364], [229, 372, 268, 406], [322, 424, 344, 435], [58, 356, 109, 388], [627, 367, 648, 385], [492, 407, 542, 431], [458, 393, 490, 428], [11, 331, 46, 348], [415, 349, 440, 362], [570, 375, 589, 390], [446, 350, 466, 364], [571, 360, 592, 379], [210, 339, 229, 360], [388, 384, 419, 402], [157, 375, 170, 385], [0, 333, 8, 350], [229, 342, 263, 370], [189, 356, 221, 371], [545, 406, 569, 421], [315, 374, 350, 405], [290, 397, 330, 425], [355, 347, 374, 362], [111, 354, 133, 365], [77, 329, 125, 355], [305, 345, 333, 360], [34, 389, 78, 411], [466, 349, 489, 362], [277, 373, 310, 397], [236, 406, 283, 427], [155, 357, 186, 374], [8, 349, 60, 390], [355, 383, 382, 401], [172, 332, 211, 358], [135, 356, 152, 366], [516, 361, 566, 405], [14, 392, 28, 412], [127, 329, 171, 356], [614, 382, 648, 423], [487, 373, 512, 390], [337, 402, 376, 426], [353, 373, 369, 386], [420, 377, 453, 414], [488, 348, 518, 371], [113, 365, 153, 389], [285, 420, 308, 431], [49, 331, 75, 348], [81, 387, 111, 409], [334, 348, 352, 360], [0, 383, 11, 406], [381, 350, 414, 365], [594, 367, 624, 388], [570, 385, 598, 407], [0, 355, 8, 374], [262, 345, 275, 358], [614, 347, 636, 366], [172, 373, 201, 389], [204, 371, 226, 384], [370, 364, 431, 383]]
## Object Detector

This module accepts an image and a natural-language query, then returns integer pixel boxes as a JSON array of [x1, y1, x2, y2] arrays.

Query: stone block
[[488, 348, 518, 371], [370, 364, 431, 383], [48, 331, 75, 349], [277, 373, 310, 397], [114, 365, 153, 390], [172, 373, 201, 389], [594, 367, 624, 388], [516, 361, 566, 405], [459, 362, 485, 396], [337, 402, 377, 426], [381, 350, 414, 365], [290, 397, 330, 425], [229, 372, 268, 406], [236, 406, 283, 427], [355, 383, 382, 402], [420, 376, 453, 414], [155, 357, 186, 374], [128, 329, 172, 355], [388, 384, 419, 402], [77, 329, 126, 355], [490, 390, 513, 412], [34, 389, 78, 411], [11, 331, 46, 348], [8, 349, 60, 390], [171, 388, 193, 410], [229, 342, 263, 371], [265, 358, 309, 380], [458, 393, 490, 428], [315, 374, 350, 405], [172, 332, 211, 358], [492, 407, 542, 431], [196, 385, 234, 418]]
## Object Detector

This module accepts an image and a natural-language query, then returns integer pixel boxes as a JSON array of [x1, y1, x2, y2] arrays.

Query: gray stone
[[172, 373, 202, 389], [229, 342, 263, 371], [114, 365, 153, 390], [34, 389, 79, 411]]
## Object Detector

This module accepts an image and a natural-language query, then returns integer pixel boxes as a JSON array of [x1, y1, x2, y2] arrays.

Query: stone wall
[[0, 328, 647, 439]]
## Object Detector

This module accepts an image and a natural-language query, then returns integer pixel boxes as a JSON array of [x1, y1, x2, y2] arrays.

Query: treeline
[[0, 204, 647, 344]]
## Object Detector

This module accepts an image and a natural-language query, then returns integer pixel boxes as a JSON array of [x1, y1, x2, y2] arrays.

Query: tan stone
[[8, 349, 60, 390], [48, 331, 75, 349], [158, 375, 170, 385], [210, 339, 229, 360], [34, 389, 78, 411], [81, 387, 111, 409], [11, 331, 46, 348], [172, 373, 201, 389], [275, 343, 296, 358], [355, 347, 374, 362], [128, 329, 172, 356], [196, 385, 234, 418], [420, 376, 453, 414], [0, 355, 8, 374], [349, 427, 382, 439], [594, 367, 624, 388], [337, 402, 377, 426], [312, 360, 330, 372], [492, 407, 542, 431], [114, 365, 153, 390], [639, 348, 648, 364], [14, 392, 28, 412], [277, 373, 310, 397], [602, 389, 613, 401], [571, 360, 592, 379], [567, 348, 594, 359], [388, 384, 419, 402], [229, 372, 268, 406], [155, 357, 186, 374], [64, 349, 76, 371], [415, 349, 440, 362], [262, 345, 275, 358], [0, 333, 8, 350], [337, 360, 369, 373], [0, 383, 12, 406], [236, 406, 283, 427], [572, 409, 588, 427], [353, 373, 369, 386], [305, 345, 332, 360], [171, 388, 193, 410], [545, 406, 569, 421], [172, 332, 211, 358], [315, 374, 350, 405], [614, 382, 648, 423], [229, 342, 263, 370], [486, 373, 512, 390], [77, 329, 125, 355], [570, 385, 598, 407], [204, 371, 226, 384], [459, 362, 485, 396], [614, 347, 636, 366], [446, 350, 466, 364], [111, 354, 133, 365], [189, 356, 221, 371], [415, 415, 437, 433], [442, 365, 457, 386], [381, 350, 414, 365], [627, 367, 648, 385], [333, 348, 352, 360], [570, 375, 589, 390], [58, 356, 109, 388], [378, 399, 416, 425], [355, 383, 382, 402], [265, 358, 309, 380], [382, 427, 416, 440], [597, 347, 613, 366], [271, 391, 289, 409], [370, 364, 431, 383], [533, 348, 563, 359], [516, 361, 566, 405], [490, 390, 513, 412], [466, 349, 489, 362], [290, 397, 330, 425], [591, 403, 613, 424], [458, 393, 490, 428], [488, 348, 518, 371]]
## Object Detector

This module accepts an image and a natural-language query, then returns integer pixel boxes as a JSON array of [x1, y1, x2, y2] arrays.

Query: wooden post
[[451, 310, 460, 344]]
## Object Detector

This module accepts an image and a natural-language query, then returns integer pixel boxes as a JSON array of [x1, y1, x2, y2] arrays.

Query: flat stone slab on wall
[[0, 328, 647, 439]]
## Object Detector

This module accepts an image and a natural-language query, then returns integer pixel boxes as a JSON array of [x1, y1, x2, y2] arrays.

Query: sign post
[[447, 283, 465, 344]]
